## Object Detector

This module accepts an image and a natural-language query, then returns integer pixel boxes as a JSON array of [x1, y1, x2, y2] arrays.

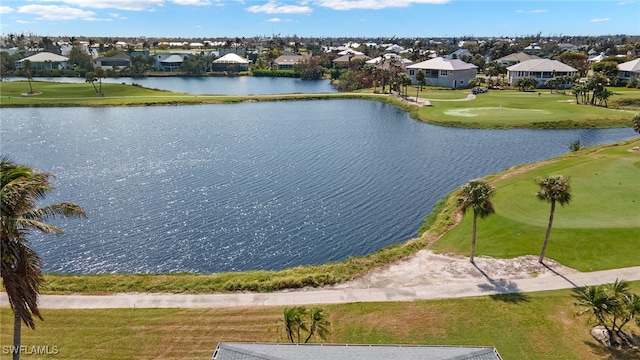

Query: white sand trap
[[444, 107, 550, 117]]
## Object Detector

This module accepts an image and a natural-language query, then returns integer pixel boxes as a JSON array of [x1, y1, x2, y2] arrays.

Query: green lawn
[[2, 283, 639, 360], [2, 81, 639, 129], [417, 90, 638, 128], [432, 139, 640, 271]]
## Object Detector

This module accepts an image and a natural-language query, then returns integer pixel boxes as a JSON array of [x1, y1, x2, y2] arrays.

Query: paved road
[[2, 266, 639, 309]]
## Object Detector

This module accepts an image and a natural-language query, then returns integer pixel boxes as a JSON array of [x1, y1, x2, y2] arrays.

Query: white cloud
[[18, 4, 97, 20], [590, 17, 610, 22], [516, 9, 548, 14], [172, 0, 211, 5], [617, 1, 634, 4], [267, 17, 293, 22], [246, 1, 312, 14], [316, 0, 449, 11], [0, 6, 13, 14], [37, 0, 164, 11]]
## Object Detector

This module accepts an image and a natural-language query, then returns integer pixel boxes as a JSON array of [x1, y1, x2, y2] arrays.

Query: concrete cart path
[[2, 266, 639, 309]]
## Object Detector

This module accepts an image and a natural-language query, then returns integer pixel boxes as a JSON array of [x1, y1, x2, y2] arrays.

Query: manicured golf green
[[418, 90, 638, 128], [433, 139, 640, 272]]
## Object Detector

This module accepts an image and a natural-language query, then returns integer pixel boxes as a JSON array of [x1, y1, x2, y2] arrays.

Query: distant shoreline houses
[[3, 36, 639, 90]]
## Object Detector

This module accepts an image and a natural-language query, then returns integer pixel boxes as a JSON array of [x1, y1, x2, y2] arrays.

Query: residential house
[[366, 53, 413, 71], [212, 343, 503, 360], [212, 53, 250, 72], [406, 57, 478, 89], [523, 43, 542, 54], [495, 52, 541, 67], [506, 59, 578, 87], [14, 52, 69, 71], [154, 52, 191, 71], [558, 43, 578, 52], [446, 48, 472, 60], [332, 54, 371, 68], [273, 55, 305, 70], [617, 58, 640, 82], [93, 53, 131, 70]]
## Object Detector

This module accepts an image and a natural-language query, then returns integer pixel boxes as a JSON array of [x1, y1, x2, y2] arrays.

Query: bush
[[569, 140, 581, 152]]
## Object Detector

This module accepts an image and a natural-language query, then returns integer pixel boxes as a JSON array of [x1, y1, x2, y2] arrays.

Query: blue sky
[[0, 0, 638, 38]]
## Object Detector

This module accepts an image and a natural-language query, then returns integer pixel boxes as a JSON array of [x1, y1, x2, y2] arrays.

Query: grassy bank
[[1, 81, 637, 129], [36, 139, 640, 294], [432, 138, 640, 272], [2, 283, 639, 359]]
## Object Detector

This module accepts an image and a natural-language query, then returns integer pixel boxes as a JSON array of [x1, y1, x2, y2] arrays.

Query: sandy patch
[[333, 250, 578, 289], [444, 107, 550, 117]]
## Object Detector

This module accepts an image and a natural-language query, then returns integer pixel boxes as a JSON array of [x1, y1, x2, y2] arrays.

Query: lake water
[[11, 76, 337, 95], [1, 101, 636, 274]]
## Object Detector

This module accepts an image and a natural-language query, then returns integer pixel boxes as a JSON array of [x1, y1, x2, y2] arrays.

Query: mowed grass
[[2, 283, 639, 360], [417, 90, 638, 128], [432, 139, 640, 272], [2, 81, 639, 129]]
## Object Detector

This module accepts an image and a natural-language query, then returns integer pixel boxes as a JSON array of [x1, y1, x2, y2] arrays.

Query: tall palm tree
[[457, 180, 496, 263], [535, 175, 571, 263], [21, 60, 33, 94], [1, 158, 85, 360]]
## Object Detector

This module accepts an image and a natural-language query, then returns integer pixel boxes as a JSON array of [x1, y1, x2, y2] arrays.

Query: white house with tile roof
[[406, 57, 478, 89], [506, 59, 577, 87]]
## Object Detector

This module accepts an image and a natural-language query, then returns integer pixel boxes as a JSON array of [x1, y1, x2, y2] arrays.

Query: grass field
[[1, 283, 639, 360], [432, 139, 640, 271], [2, 81, 638, 129]]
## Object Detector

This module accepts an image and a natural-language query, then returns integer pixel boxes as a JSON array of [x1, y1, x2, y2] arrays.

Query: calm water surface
[[1, 100, 636, 273]]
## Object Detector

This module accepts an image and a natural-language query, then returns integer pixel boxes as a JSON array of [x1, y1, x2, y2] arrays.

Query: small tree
[[85, 71, 98, 93], [415, 69, 426, 99], [574, 279, 640, 348], [633, 113, 640, 134], [280, 306, 330, 343], [535, 175, 571, 263]]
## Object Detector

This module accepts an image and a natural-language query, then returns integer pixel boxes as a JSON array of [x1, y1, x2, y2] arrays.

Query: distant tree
[[557, 51, 589, 76], [85, 71, 98, 93], [457, 180, 496, 263], [632, 113, 640, 133], [515, 77, 536, 91], [592, 61, 619, 79], [293, 56, 325, 80], [94, 67, 105, 95], [21, 59, 33, 94], [535, 175, 571, 263]]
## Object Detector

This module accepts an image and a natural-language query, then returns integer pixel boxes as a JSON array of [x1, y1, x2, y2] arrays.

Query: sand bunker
[[444, 107, 550, 117]]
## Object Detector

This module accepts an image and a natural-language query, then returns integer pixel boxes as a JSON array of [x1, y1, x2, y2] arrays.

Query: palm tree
[[457, 180, 496, 263], [281, 306, 308, 343], [573, 285, 615, 333], [22, 59, 33, 94], [535, 175, 571, 263], [304, 308, 331, 343], [1, 158, 85, 360]]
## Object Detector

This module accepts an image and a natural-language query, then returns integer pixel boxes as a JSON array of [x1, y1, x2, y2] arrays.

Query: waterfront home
[[406, 57, 478, 89], [506, 59, 578, 87], [496, 52, 541, 67], [14, 52, 70, 71], [154, 52, 190, 71], [332, 54, 371, 68], [212, 343, 503, 360], [93, 53, 131, 70], [212, 53, 250, 72], [273, 55, 305, 70], [617, 58, 640, 82]]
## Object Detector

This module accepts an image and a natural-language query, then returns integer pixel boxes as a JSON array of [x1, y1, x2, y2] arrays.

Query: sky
[[0, 0, 638, 39]]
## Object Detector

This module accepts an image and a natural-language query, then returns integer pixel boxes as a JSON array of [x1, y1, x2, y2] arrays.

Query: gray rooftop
[[213, 343, 503, 360]]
